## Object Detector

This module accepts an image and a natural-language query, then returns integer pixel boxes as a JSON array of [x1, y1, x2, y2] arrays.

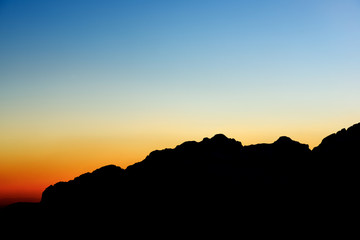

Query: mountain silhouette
[[312, 122, 360, 201], [1, 122, 359, 234]]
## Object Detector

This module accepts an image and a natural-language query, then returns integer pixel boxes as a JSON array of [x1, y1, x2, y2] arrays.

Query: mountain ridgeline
[[2, 122, 360, 227], [41, 134, 312, 212]]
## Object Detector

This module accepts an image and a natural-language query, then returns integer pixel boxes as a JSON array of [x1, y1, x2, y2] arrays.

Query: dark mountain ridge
[[1, 122, 359, 232]]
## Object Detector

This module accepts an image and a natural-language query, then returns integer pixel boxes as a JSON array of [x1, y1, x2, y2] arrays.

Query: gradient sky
[[1, 0, 360, 205]]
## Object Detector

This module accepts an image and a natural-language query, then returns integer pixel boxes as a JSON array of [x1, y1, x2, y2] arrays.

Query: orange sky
[[1, 118, 357, 206]]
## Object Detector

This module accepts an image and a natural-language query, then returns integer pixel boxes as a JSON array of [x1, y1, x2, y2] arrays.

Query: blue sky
[[1, 0, 360, 148]]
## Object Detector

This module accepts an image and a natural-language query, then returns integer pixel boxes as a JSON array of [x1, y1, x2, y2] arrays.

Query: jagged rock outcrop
[[313, 122, 360, 158], [312, 122, 360, 193]]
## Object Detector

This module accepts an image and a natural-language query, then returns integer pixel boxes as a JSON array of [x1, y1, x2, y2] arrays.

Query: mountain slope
[[312, 122, 360, 192], [1, 122, 359, 230], [38, 133, 313, 215]]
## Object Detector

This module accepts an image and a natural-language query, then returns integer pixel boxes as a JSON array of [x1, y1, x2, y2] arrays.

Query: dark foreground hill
[[1, 122, 359, 234]]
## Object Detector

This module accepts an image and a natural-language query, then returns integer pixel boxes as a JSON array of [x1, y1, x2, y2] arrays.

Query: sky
[[1, 0, 360, 205]]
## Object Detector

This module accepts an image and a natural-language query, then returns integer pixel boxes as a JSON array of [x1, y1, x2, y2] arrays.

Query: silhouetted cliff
[[39, 134, 312, 213], [313, 122, 360, 158], [2, 122, 359, 233], [312, 122, 360, 197], [41, 165, 125, 211]]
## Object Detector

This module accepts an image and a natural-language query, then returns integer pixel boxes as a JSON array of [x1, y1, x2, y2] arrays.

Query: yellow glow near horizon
[[1, 0, 360, 206], [1, 117, 357, 205]]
